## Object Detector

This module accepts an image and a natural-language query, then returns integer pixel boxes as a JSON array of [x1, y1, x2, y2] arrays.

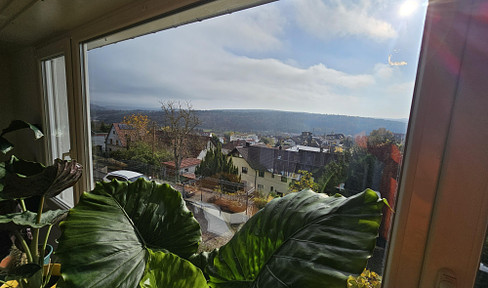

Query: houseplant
[[0, 120, 83, 288], [56, 176, 387, 288]]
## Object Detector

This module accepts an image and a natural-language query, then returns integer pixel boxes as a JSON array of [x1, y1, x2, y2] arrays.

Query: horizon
[[91, 103, 409, 123], [91, 103, 409, 124]]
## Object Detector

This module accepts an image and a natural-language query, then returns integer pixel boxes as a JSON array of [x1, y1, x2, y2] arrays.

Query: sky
[[88, 0, 427, 119]]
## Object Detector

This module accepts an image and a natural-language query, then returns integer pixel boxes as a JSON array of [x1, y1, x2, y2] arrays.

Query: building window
[[242, 167, 248, 174], [259, 171, 265, 177], [270, 186, 274, 192], [110, 139, 113, 145], [257, 184, 264, 191], [281, 176, 287, 183]]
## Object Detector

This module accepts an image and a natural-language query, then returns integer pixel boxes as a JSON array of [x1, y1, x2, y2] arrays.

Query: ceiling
[[0, 0, 137, 49]]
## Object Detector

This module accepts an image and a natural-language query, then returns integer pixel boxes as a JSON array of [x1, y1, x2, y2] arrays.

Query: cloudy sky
[[88, 0, 427, 119]]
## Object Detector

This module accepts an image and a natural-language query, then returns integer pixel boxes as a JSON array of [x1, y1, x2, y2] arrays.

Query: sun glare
[[399, 0, 418, 17]]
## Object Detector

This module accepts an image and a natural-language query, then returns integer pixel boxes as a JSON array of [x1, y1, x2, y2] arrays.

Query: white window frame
[[36, 38, 82, 208], [35, 0, 488, 286], [384, 0, 488, 286]]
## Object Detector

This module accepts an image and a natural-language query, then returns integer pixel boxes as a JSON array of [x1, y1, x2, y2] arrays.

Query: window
[[270, 186, 274, 192], [65, 1, 488, 286], [41, 55, 74, 206], [81, 0, 426, 280]]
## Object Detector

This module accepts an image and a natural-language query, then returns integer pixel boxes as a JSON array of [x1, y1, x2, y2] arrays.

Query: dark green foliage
[[0, 121, 82, 288], [57, 180, 203, 288], [196, 143, 238, 178], [203, 189, 385, 287], [0, 120, 43, 156], [0, 156, 82, 200], [344, 149, 376, 197], [57, 179, 385, 288], [140, 250, 207, 288], [196, 142, 240, 193], [111, 141, 171, 167], [318, 154, 349, 194], [368, 128, 397, 147], [91, 120, 111, 133]]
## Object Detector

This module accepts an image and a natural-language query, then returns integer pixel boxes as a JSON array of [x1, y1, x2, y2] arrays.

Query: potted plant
[[0, 120, 83, 288], [56, 176, 387, 288]]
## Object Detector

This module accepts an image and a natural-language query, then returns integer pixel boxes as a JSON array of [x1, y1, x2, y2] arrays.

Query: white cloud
[[90, 35, 381, 115], [292, 0, 397, 41], [374, 63, 395, 79], [178, 4, 286, 53], [88, 0, 415, 118]]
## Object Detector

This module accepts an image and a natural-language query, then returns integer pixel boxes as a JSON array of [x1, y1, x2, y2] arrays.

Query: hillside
[[91, 107, 407, 136]]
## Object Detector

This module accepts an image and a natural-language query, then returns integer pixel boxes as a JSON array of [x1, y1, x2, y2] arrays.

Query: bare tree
[[160, 100, 201, 183]]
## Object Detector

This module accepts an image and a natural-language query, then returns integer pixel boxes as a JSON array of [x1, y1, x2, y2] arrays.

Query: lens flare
[[399, 0, 418, 17]]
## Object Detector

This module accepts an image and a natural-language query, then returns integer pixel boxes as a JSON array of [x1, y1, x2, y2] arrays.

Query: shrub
[[347, 269, 382, 288]]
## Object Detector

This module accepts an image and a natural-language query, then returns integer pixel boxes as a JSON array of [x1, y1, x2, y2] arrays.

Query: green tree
[[318, 154, 349, 195], [196, 141, 238, 177], [196, 141, 240, 193], [289, 170, 319, 192], [368, 128, 396, 147], [99, 121, 110, 133], [111, 141, 172, 176], [344, 147, 376, 197]]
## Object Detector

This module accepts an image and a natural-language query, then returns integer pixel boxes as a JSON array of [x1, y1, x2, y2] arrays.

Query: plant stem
[[31, 196, 45, 265], [43, 263, 54, 287], [19, 199, 27, 212], [13, 230, 33, 263], [42, 225, 53, 255]]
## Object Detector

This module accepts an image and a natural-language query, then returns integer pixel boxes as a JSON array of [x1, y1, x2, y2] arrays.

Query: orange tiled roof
[[109, 123, 136, 147]]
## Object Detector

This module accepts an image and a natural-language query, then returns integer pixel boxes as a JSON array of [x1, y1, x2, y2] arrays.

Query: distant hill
[[91, 107, 407, 136]]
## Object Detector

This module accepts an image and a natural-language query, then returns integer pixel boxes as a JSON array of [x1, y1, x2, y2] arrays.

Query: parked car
[[102, 170, 149, 182]]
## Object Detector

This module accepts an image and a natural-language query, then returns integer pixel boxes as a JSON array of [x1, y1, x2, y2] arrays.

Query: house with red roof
[[105, 123, 138, 153]]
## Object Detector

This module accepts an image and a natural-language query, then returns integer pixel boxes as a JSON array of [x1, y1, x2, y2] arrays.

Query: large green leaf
[[0, 120, 43, 155], [0, 209, 67, 230], [139, 249, 208, 288], [205, 189, 385, 288], [5, 263, 42, 280], [56, 179, 202, 288], [0, 156, 82, 200]]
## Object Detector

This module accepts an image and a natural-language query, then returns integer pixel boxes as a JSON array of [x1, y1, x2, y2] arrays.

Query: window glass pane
[[86, 0, 427, 279], [42, 56, 74, 206]]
